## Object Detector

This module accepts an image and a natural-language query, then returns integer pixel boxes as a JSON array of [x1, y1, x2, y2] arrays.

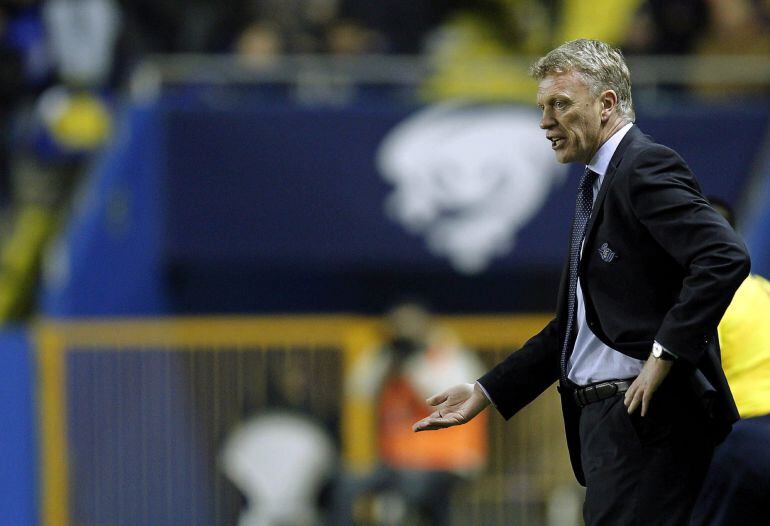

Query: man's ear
[[600, 90, 618, 122]]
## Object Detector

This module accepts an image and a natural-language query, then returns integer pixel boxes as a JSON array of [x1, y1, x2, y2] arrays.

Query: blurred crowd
[[118, 0, 770, 58], [121, 0, 770, 62]]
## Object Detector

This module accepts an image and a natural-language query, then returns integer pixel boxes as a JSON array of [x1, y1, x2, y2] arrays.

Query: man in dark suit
[[412, 39, 750, 525]]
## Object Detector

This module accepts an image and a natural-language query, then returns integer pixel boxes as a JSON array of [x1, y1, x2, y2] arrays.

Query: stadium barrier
[[36, 314, 578, 526]]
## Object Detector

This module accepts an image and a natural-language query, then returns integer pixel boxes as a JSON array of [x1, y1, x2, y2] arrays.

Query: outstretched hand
[[412, 382, 490, 432]]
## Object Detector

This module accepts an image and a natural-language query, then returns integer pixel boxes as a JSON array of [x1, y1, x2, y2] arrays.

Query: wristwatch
[[652, 341, 675, 361]]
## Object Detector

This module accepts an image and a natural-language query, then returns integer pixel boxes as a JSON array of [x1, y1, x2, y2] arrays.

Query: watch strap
[[652, 341, 676, 361]]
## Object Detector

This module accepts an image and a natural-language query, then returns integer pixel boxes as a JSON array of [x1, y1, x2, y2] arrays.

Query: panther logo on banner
[[377, 103, 567, 274]]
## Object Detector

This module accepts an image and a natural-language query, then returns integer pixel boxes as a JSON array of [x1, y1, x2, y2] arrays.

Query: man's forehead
[[537, 70, 588, 99]]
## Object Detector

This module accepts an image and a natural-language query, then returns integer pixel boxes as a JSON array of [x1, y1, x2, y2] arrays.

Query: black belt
[[573, 379, 633, 408]]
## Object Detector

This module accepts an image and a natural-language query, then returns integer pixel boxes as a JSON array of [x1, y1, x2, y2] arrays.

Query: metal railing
[[36, 314, 577, 526], [130, 53, 770, 100]]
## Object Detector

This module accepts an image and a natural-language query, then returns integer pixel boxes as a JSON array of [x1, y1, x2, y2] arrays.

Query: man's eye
[[554, 100, 565, 109]]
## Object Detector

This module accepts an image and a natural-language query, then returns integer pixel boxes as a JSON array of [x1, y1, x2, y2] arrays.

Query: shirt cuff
[[475, 381, 497, 409]]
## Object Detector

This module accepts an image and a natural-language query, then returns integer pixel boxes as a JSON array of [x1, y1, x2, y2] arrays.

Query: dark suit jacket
[[478, 125, 750, 485]]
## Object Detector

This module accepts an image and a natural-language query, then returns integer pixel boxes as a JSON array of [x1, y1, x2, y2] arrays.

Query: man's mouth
[[549, 137, 564, 149]]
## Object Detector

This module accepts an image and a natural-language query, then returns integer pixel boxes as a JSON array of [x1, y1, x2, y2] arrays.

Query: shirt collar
[[587, 121, 633, 177]]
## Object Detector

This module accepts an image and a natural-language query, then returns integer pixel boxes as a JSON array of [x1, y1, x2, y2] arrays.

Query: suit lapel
[[582, 125, 641, 246]]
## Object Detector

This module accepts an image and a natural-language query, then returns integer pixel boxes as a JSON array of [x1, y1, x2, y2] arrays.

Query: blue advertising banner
[[166, 102, 764, 273], [42, 91, 770, 315], [162, 99, 769, 312]]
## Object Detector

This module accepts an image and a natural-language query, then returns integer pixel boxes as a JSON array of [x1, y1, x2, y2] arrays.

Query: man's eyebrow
[[538, 93, 570, 104]]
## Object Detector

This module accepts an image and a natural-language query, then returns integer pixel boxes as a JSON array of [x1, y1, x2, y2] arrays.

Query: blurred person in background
[[625, 0, 770, 96], [689, 198, 770, 525], [118, 0, 242, 56], [335, 0, 450, 54], [2, 0, 118, 208], [0, 0, 119, 321], [44, 0, 120, 88], [332, 300, 487, 525], [30, 0, 118, 175], [235, 0, 340, 53], [623, 0, 710, 54], [420, 0, 554, 102], [220, 354, 339, 526], [221, 411, 336, 526], [413, 39, 750, 525], [230, 0, 385, 72], [422, 0, 644, 102], [689, 0, 770, 97], [234, 20, 285, 68], [694, 0, 770, 57], [323, 17, 384, 55], [0, 3, 25, 216], [0, 0, 51, 211], [0, 0, 53, 321]]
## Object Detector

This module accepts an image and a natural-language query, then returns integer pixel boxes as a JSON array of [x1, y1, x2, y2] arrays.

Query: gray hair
[[529, 39, 635, 121]]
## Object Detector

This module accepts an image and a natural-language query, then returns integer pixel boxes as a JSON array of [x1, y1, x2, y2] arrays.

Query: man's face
[[537, 71, 603, 164]]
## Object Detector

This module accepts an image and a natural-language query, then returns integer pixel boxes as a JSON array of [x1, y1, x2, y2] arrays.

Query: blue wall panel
[[0, 329, 38, 526], [41, 103, 169, 317]]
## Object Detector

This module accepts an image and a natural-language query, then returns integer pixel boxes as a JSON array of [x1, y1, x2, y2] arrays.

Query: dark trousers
[[579, 379, 714, 526], [690, 413, 770, 525]]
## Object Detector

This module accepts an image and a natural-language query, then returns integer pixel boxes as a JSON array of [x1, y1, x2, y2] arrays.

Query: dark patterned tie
[[560, 167, 599, 384]]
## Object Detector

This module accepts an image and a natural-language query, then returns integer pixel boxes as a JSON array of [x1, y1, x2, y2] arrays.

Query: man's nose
[[540, 111, 555, 129]]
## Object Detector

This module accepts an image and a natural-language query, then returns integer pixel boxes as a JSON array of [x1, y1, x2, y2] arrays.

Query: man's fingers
[[412, 419, 429, 432], [412, 408, 465, 432], [426, 391, 448, 407], [641, 391, 653, 417], [413, 419, 437, 432], [412, 410, 441, 432], [412, 416, 451, 432], [628, 391, 642, 415], [624, 384, 637, 408], [627, 385, 655, 416]]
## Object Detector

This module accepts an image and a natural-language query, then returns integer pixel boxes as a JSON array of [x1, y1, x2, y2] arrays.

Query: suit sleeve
[[477, 318, 561, 419], [628, 145, 750, 364]]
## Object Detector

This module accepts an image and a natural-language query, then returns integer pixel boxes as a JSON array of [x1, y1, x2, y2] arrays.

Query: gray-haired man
[[413, 39, 749, 525]]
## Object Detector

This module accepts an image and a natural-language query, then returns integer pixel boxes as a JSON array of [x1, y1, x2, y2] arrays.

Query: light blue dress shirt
[[567, 122, 646, 386]]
